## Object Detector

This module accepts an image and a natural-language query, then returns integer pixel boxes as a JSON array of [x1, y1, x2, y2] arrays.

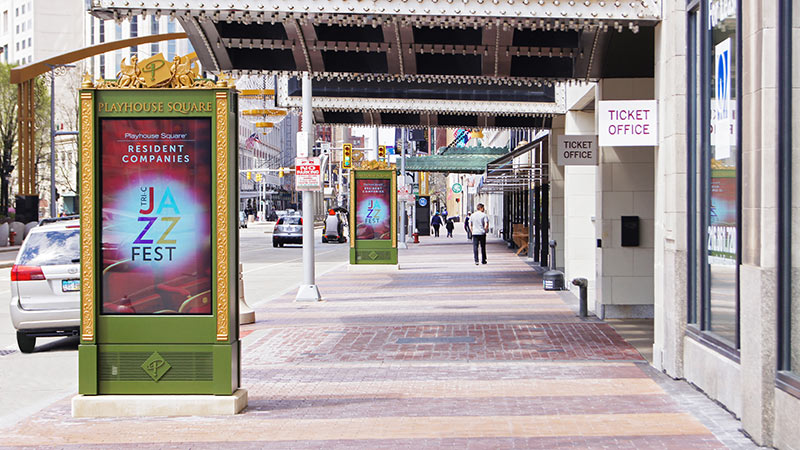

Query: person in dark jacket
[[431, 213, 443, 237], [464, 212, 472, 240], [445, 217, 455, 238]]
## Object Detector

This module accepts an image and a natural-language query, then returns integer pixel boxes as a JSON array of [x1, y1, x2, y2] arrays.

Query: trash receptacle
[[543, 240, 565, 291]]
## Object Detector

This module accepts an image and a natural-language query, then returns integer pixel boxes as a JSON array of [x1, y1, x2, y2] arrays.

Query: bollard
[[571, 277, 588, 318]]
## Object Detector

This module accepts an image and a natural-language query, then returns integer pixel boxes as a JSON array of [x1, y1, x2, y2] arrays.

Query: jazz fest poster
[[355, 179, 391, 240], [100, 118, 212, 314]]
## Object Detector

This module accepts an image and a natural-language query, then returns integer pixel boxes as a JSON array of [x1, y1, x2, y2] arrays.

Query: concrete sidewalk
[[1, 233, 756, 448]]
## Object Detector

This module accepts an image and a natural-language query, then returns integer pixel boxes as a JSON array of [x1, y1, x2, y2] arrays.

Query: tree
[[0, 63, 50, 217]]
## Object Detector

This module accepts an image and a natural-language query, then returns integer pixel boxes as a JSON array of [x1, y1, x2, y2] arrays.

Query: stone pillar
[[652, 0, 688, 377], [563, 110, 598, 308], [739, 0, 778, 444], [596, 78, 655, 319], [548, 115, 565, 270]]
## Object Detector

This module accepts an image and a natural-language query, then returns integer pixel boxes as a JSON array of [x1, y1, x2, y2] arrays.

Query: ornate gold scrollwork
[[215, 91, 230, 342], [79, 91, 95, 341], [84, 53, 219, 89]]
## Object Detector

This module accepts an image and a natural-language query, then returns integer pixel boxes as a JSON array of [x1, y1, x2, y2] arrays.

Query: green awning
[[436, 146, 510, 156], [403, 154, 498, 174]]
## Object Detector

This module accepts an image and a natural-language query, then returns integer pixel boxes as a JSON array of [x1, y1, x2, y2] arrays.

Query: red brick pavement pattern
[[0, 238, 755, 448], [244, 323, 644, 364]]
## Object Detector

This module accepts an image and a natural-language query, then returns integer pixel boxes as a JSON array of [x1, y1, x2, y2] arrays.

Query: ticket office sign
[[598, 100, 658, 147], [100, 118, 212, 315], [557, 135, 598, 166]]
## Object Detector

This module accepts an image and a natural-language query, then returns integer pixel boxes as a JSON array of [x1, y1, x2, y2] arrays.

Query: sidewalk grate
[[0, 349, 17, 356], [396, 337, 475, 344]]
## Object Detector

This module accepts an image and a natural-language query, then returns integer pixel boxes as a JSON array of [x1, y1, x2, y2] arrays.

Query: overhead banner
[[100, 118, 213, 315], [598, 100, 658, 147], [557, 135, 598, 166]]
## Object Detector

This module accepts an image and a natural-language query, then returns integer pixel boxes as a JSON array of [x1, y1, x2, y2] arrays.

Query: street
[[0, 223, 349, 429]]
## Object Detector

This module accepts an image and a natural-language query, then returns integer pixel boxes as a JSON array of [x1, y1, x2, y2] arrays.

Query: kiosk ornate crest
[[82, 52, 224, 89]]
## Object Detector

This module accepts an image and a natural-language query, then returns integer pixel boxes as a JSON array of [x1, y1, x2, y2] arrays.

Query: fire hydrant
[[9, 230, 16, 246], [413, 232, 419, 243]]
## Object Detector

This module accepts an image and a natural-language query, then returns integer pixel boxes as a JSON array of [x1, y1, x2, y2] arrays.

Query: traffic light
[[278, 167, 284, 177], [246, 171, 251, 180], [255, 173, 262, 182], [342, 143, 352, 168], [378, 145, 386, 160]]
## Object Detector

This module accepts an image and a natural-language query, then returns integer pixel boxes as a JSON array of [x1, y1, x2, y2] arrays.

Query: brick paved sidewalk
[[1, 234, 757, 448]]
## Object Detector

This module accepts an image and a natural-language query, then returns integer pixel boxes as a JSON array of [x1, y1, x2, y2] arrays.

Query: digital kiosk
[[349, 168, 398, 264], [74, 58, 243, 416]]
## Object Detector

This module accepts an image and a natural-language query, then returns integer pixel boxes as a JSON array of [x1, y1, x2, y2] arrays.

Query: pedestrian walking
[[431, 212, 443, 237], [445, 217, 455, 238], [464, 212, 472, 240], [470, 203, 489, 265]]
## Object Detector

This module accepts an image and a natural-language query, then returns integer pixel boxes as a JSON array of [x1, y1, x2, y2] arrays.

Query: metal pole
[[49, 69, 56, 218], [399, 128, 408, 248], [296, 73, 321, 301], [373, 127, 379, 160]]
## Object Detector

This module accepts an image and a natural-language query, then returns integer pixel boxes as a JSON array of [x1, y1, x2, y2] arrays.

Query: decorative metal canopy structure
[[89, 1, 658, 128]]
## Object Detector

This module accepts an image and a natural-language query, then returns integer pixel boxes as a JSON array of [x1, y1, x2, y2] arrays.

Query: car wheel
[[279, 243, 284, 247], [16, 331, 35, 353], [273, 242, 278, 248]]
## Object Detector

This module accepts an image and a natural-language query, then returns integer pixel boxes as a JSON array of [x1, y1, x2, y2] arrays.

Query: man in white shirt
[[470, 203, 489, 265]]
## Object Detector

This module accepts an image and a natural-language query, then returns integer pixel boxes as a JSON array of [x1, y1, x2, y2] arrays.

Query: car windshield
[[17, 229, 80, 266]]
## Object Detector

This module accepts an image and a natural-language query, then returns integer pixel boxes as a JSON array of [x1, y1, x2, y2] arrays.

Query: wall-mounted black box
[[621, 216, 640, 247]]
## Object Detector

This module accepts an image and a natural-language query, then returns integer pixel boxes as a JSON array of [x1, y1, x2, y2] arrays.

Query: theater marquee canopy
[[89, 0, 657, 128]]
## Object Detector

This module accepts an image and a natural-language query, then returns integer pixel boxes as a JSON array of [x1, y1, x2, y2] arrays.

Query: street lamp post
[[46, 63, 75, 218]]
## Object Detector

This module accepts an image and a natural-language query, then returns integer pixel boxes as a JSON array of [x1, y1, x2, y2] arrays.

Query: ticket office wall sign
[[79, 88, 239, 395], [350, 170, 398, 265]]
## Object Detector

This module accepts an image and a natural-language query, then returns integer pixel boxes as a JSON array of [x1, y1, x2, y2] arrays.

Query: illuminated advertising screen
[[100, 118, 212, 315], [355, 179, 391, 240]]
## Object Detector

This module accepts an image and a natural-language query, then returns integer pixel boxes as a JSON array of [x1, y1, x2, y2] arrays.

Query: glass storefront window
[[706, 0, 739, 345]]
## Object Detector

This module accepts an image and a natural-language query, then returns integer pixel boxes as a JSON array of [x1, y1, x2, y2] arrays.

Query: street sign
[[398, 185, 415, 202], [598, 100, 658, 147], [297, 131, 310, 157], [295, 157, 322, 191], [452, 183, 463, 194], [557, 135, 598, 166]]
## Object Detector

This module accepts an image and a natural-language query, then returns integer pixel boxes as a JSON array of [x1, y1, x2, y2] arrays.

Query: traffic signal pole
[[296, 73, 321, 302]]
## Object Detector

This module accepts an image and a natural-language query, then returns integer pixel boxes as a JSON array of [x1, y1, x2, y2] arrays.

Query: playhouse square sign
[[598, 100, 658, 147]]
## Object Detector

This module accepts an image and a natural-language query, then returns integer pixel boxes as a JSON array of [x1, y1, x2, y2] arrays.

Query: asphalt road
[[0, 223, 350, 430]]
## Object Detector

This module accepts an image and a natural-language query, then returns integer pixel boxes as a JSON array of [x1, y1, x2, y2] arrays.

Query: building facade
[[547, 1, 800, 447]]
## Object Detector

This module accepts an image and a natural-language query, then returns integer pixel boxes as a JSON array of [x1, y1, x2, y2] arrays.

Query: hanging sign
[[452, 183, 463, 194], [598, 100, 658, 147], [557, 135, 598, 166], [295, 157, 322, 191]]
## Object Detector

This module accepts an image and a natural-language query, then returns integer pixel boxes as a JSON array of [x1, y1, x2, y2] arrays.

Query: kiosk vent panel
[[99, 351, 214, 381]]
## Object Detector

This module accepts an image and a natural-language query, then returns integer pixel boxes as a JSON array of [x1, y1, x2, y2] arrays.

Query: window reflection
[[707, 3, 738, 345], [18, 230, 80, 266]]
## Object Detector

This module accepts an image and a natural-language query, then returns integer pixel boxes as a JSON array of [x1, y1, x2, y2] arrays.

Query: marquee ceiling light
[[94, 0, 660, 21]]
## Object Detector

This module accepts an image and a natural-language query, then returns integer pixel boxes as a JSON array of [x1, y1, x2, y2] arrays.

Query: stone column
[[652, 0, 688, 377]]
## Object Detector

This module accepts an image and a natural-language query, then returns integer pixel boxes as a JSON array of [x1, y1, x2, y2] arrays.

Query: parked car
[[9, 217, 81, 353], [272, 215, 303, 247]]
